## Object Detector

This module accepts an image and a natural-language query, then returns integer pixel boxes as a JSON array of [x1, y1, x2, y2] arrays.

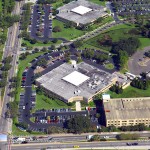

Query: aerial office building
[[36, 62, 117, 103], [56, 0, 108, 26], [103, 97, 150, 127]]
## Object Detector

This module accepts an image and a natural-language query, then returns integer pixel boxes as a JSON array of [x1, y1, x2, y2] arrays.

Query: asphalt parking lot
[[114, 1, 150, 16], [128, 46, 150, 75], [30, 4, 52, 41]]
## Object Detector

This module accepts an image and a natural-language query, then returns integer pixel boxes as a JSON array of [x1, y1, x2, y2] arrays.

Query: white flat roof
[[71, 5, 92, 15], [62, 71, 90, 86]]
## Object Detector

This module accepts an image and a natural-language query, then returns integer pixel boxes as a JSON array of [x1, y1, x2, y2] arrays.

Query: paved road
[[106, 1, 120, 23], [0, 2, 23, 150], [11, 140, 150, 150], [0, 1, 23, 135]]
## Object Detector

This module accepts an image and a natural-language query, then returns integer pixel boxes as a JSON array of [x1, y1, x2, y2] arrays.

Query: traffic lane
[[32, 110, 89, 117], [83, 58, 116, 74], [43, 5, 51, 38], [0, 1, 23, 133], [11, 141, 150, 150], [32, 109, 96, 117], [30, 5, 37, 38], [41, 59, 65, 75]]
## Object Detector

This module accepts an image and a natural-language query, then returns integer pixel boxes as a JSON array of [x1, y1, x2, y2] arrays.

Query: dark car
[[132, 142, 138, 145], [126, 143, 132, 146], [22, 72, 27, 76], [21, 141, 28, 144]]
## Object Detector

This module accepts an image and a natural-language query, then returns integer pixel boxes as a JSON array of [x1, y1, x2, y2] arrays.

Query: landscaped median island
[[22, 38, 62, 47]]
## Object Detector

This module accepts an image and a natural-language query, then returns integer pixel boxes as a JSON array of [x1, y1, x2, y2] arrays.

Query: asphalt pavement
[[0, 1, 23, 135], [128, 46, 150, 75], [11, 140, 150, 150]]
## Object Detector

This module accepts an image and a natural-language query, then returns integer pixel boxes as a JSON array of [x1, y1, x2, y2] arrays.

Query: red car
[[22, 77, 26, 80]]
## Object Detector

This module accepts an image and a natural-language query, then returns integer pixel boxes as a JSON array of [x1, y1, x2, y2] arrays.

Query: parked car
[[21, 141, 28, 144]]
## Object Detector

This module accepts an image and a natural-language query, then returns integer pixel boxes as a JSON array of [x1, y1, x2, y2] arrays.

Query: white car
[[23, 106, 25, 109], [104, 136, 109, 139]]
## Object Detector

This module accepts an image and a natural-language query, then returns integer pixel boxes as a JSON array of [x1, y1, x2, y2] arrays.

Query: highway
[[11, 141, 150, 150], [0, 1, 23, 150], [51, 132, 150, 141]]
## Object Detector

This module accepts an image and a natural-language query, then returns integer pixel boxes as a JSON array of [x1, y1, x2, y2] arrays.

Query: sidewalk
[[26, 131, 150, 137]]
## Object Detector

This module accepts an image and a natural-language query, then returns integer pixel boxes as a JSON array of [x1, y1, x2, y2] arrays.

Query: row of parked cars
[[34, 115, 72, 124], [21, 67, 28, 87], [35, 108, 72, 113]]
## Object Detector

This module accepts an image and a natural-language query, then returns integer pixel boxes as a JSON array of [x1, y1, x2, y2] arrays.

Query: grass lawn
[[104, 63, 114, 70], [89, 0, 106, 6], [52, 16, 113, 40], [35, 93, 69, 110], [78, 43, 108, 53], [52, 19, 86, 40], [84, 23, 150, 51], [103, 23, 135, 33], [139, 38, 150, 49], [88, 101, 96, 107], [22, 39, 62, 47], [12, 124, 44, 136], [12, 124, 30, 136], [0, 0, 2, 14], [106, 86, 150, 98], [91, 16, 114, 30], [51, 0, 63, 9]]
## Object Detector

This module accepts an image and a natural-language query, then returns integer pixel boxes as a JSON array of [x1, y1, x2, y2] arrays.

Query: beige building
[[36, 62, 117, 103], [103, 97, 150, 127], [56, 0, 108, 27]]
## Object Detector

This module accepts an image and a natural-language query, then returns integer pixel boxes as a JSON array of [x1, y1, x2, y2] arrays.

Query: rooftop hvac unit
[[77, 90, 81, 93]]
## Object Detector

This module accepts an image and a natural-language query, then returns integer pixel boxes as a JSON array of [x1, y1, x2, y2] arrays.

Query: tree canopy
[[65, 115, 91, 133], [111, 37, 141, 56]]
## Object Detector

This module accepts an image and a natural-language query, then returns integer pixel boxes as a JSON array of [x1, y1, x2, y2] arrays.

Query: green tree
[[73, 40, 82, 48], [51, 44, 55, 50], [2, 63, 12, 71], [47, 126, 66, 134], [66, 115, 91, 133], [52, 38, 58, 43], [90, 135, 100, 141], [10, 76, 18, 82], [118, 50, 128, 69], [116, 133, 139, 140], [1, 71, 8, 79], [96, 17, 103, 23], [83, 49, 94, 59], [8, 101, 18, 118], [9, 91, 17, 97], [53, 26, 61, 32], [3, 56, 12, 64], [36, 58, 47, 67], [0, 79, 7, 87]]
